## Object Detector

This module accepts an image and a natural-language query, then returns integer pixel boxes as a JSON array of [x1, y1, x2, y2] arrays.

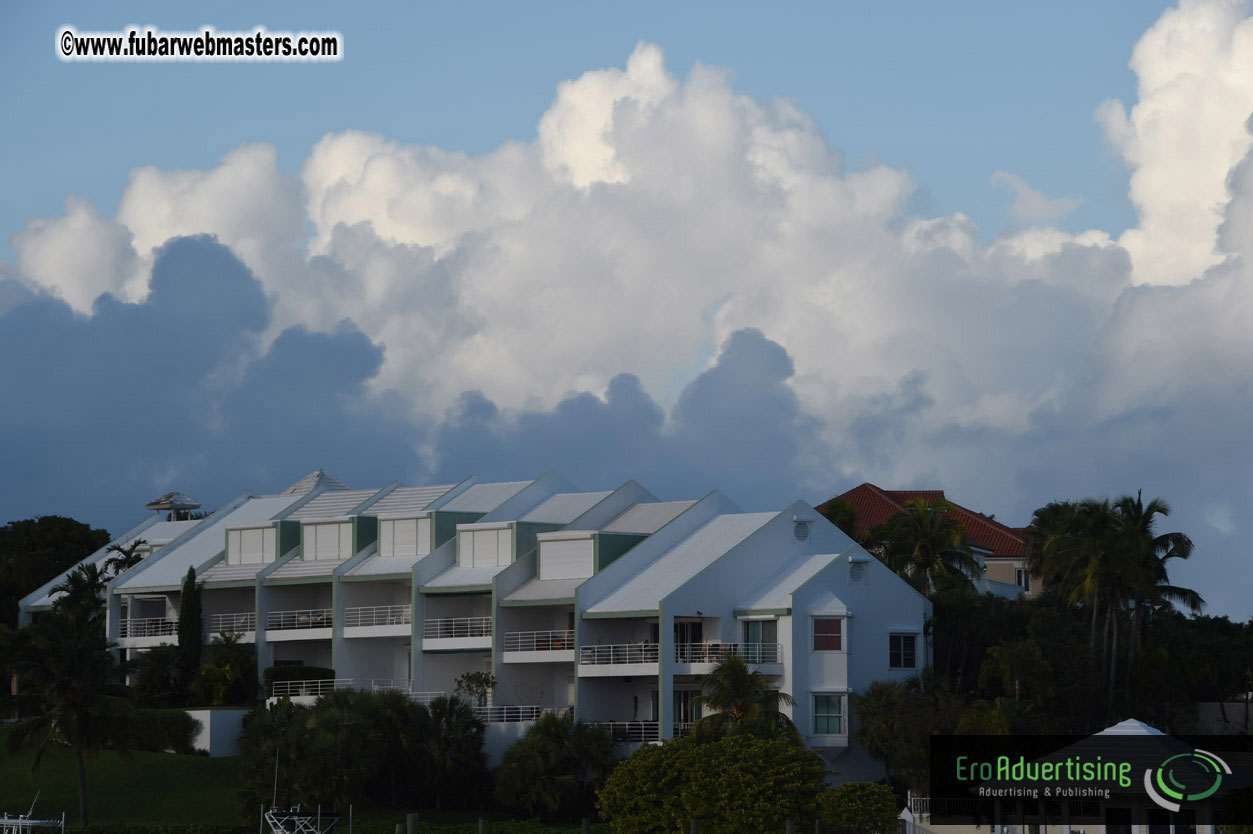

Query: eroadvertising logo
[[1143, 750, 1231, 812], [928, 733, 1253, 826]]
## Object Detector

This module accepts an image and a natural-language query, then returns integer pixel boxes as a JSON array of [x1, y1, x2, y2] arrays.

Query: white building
[[20, 469, 931, 779]]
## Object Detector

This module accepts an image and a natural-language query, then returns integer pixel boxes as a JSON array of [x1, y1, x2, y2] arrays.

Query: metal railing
[[266, 608, 333, 630], [503, 629, 574, 652], [674, 642, 783, 664], [674, 722, 695, 737], [423, 616, 491, 639], [474, 704, 572, 723], [206, 612, 256, 633], [578, 643, 659, 665], [344, 604, 411, 627], [271, 677, 402, 697], [118, 617, 178, 638], [369, 682, 448, 705], [594, 721, 660, 742]]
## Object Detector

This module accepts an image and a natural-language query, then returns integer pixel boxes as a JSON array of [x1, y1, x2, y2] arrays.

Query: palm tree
[[818, 498, 860, 540], [50, 564, 110, 619], [191, 632, 257, 706], [851, 680, 907, 780], [871, 500, 982, 594], [237, 697, 308, 816], [978, 639, 1051, 701], [423, 695, 487, 810], [9, 607, 134, 828], [495, 712, 616, 821], [134, 643, 184, 706], [359, 690, 431, 806], [304, 689, 373, 810], [690, 653, 797, 740], [102, 539, 148, 578]]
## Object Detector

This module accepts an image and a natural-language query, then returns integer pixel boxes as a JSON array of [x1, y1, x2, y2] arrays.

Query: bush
[[597, 735, 825, 834], [818, 782, 899, 834], [129, 708, 201, 755], [262, 665, 334, 693]]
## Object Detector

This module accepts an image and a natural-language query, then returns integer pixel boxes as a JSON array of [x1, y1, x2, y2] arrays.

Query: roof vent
[[850, 563, 866, 583], [794, 521, 810, 542]]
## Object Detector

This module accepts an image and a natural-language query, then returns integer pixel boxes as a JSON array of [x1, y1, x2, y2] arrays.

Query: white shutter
[[472, 529, 500, 567], [498, 529, 512, 563], [539, 538, 594, 580], [339, 523, 353, 558], [458, 530, 474, 567], [393, 519, 417, 556], [241, 529, 263, 565], [227, 530, 241, 565], [416, 518, 431, 556], [379, 520, 394, 557], [263, 528, 276, 562]]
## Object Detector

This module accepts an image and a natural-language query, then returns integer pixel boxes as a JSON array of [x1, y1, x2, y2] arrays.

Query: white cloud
[[990, 171, 1083, 224]]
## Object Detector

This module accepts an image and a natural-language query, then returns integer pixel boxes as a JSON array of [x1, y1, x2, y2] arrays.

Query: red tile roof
[[816, 483, 1026, 558]]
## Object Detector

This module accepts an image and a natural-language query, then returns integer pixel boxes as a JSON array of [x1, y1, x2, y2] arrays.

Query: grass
[[0, 726, 242, 825]]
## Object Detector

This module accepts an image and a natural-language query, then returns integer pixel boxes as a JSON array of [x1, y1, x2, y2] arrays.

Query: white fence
[[118, 617, 177, 638], [266, 608, 332, 630], [578, 643, 659, 665], [344, 604, 411, 627], [502, 629, 574, 652], [674, 642, 782, 664], [206, 612, 255, 633], [423, 616, 491, 639]]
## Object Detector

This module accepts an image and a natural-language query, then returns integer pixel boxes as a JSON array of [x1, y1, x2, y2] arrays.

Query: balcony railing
[[206, 612, 256, 633], [503, 629, 574, 652], [674, 642, 782, 664], [271, 677, 404, 698], [344, 604, 411, 627], [594, 721, 660, 742], [578, 643, 659, 665], [267, 608, 332, 630], [674, 722, 695, 737], [423, 616, 491, 639], [119, 617, 177, 638], [474, 705, 572, 723]]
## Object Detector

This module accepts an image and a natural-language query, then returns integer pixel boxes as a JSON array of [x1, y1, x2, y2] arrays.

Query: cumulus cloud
[[990, 171, 1083, 224], [5, 5, 1253, 615]]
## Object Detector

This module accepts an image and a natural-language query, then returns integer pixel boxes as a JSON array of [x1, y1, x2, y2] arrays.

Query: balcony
[[206, 612, 256, 635], [344, 604, 412, 638], [265, 608, 332, 641], [117, 617, 179, 647], [502, 629, 575, 663], [270, 677, 402, 699], [674, 642, 783, 673], [119, 617, 178, 639], [577, 643, 659, 677], [422, 616, 492, 651], [593, 721, 659, 742], [474, 705, 572, 723]]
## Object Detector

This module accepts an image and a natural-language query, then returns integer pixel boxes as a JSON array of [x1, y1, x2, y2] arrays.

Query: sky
[[3, 0, 1253, 618]]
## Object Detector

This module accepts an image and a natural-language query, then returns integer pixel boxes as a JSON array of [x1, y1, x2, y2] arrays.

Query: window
[[813, 694, 843, 735], [889, 633, 917, 669], [813, 618, 842, 651], [1015, 568, 1031, 592], [745, 619, 778, 644]]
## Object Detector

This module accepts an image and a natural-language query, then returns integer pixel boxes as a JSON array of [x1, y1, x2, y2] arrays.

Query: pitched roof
[[818, 483, 1026, 557], [281, 470, 350, 496], [285, 488, 381, 520], [366, 484, 457, 518]]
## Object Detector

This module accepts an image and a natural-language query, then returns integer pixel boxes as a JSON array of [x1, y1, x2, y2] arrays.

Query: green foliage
[[597, 735, 824, 834], [851, 674, 962, 792], [817, 782, 899, 834], [237, 691, 488, 819], [866, 500, 980, 594], [453, 670, 497, 706], [134, 646, 186, 707], [689, 653, 797, 741], [177, 569, 203, 683], [818, 499, 860, 540], [0, 515, 110, 627], [495, 713, 617, 821], [262, 665, 335, 693], [9, 605, 135, 827], [129, 709, 200, 755], [191, 634, 256, 706]]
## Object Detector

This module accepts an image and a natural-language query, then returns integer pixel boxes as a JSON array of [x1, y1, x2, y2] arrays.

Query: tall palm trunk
[[1124, 599, 1141, 704], [1107, 613, 1120, 719], [1101, 603, 1112, 686], [75, 739, 88, 828], [1088, 587, 1101, 663]]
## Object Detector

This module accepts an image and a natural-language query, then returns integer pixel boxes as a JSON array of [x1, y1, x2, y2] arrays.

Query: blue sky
[[5, 0, 1253, 619], [2, 0, 1165, 255]]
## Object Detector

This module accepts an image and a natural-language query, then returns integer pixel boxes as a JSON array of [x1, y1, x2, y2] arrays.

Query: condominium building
[[20, 470, 931, 778]]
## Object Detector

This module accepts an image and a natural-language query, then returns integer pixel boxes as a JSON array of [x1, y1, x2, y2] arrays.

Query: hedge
[[79, 822, 610, 834], [129, 709, 201, 755], [262, 665, 335, 692]]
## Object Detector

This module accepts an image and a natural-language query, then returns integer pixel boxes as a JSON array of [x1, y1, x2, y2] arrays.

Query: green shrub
[[597, 735, 824, 834], [79, 822, 610, 834], [262, 665, 335, 693], [129, 708, 201, 755], [817, 782, 899, 834]]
